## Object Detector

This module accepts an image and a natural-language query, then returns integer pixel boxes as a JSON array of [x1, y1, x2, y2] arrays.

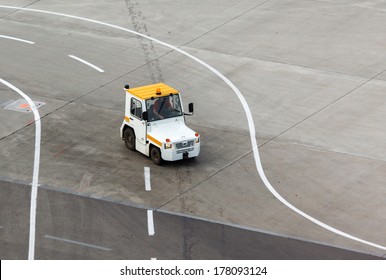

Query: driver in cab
[[153, 96, 173, 120]]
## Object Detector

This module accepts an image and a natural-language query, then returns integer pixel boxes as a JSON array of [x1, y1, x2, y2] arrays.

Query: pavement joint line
[[1, 5, 385, 251], [68, 54, 105, 73], [191, 123, 252, 138], [0, 78, 41, 260], [44, 235, 112, 251], [0, 0, 41, 19], [179, 0, 272, 49], [147, 209, 155, 236], [259, 68, 386, 150], [182, 45, 385, 84], [157, 208, 384, 258], [144, 167, 151, 191], [270, 139, 386, 165]]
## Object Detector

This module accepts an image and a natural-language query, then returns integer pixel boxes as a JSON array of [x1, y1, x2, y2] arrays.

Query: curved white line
[[68, 54, 104, 73], [0, 34, 35, 44], [0, 78, 41, 260], [1, 5, 385, 251]]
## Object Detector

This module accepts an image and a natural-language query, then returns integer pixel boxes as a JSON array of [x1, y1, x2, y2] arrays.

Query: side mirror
[[188, 103, 194, 114], [142, 111, 148, 121]]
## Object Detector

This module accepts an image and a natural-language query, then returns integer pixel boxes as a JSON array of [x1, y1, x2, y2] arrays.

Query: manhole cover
[[3, 99, 45, 113]]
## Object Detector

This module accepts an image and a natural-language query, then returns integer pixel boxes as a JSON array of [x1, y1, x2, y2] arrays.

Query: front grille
[[175, 140, 194, 150], [177, 148, 194, 154]]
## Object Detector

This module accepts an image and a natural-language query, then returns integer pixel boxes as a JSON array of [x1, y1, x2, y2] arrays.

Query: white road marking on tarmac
[[147, 210, 155, 236], [44, 235, 112, 251], [0, 34, 35, 44], [68, 54, 105, 73], [1, 5, 385, 251], [144, 167, 151, 191], [0, 78, 41, 260]]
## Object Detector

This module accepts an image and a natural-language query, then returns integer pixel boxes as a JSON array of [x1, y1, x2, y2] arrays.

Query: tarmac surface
[[1, 0, 386, 259]]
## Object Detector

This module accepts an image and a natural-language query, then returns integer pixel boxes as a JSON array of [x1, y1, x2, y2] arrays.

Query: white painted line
[[44, 235, 112, 251], [151, 257, 157, 260], [0, 78, 41, 260], [1, 5, 385, 252], [144, 167, 151, 191], [0, 34, 35, 44], [68, 54, 105, 73], [147, 210, 155, 236]]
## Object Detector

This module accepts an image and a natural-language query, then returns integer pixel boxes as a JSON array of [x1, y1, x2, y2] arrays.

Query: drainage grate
[[3, 99, 45, 113]]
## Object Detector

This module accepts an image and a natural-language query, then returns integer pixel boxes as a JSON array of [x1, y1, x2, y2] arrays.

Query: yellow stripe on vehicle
[[147, 134, 162, 147]]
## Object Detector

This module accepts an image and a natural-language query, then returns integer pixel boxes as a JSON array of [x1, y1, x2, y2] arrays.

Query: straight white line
[[0, 78, 41, 260], [147, 210, 155, 236], [68, 54, 105, 73], [151, 257, 157, 260], [144, 167, 151, 191], [1, 5, 385, 252], [0, 34, 35, 44], [44, 235, 112, 251]]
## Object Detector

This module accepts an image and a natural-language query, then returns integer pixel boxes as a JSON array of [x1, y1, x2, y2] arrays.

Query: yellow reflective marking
[[147, 134, 162, 147]]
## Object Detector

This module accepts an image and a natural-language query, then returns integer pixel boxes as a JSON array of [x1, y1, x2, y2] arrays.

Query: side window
[[131, 98, 142, 119]]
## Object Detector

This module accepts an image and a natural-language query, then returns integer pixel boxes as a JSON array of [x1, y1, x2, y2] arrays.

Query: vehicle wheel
[[124, 128, 135, 151], [150, 146, 162, 165]]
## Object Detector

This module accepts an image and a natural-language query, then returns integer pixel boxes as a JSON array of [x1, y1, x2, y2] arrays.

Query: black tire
[[124, 128, 135, 151], [150, 146, 162, 165]]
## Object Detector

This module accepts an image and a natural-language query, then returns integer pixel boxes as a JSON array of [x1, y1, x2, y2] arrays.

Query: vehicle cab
[[120, 83, 200, 165]]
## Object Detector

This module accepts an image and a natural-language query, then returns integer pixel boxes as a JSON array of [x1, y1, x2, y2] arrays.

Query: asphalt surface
[[1, 0, 386, 259]]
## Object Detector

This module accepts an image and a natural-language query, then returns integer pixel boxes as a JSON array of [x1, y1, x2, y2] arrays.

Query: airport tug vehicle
[[120, 83, 200, 165]]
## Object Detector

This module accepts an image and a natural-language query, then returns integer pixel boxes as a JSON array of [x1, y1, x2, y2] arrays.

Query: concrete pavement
[[1, 0, 386, 258]]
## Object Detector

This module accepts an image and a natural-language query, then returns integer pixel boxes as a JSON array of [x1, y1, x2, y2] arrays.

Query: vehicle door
[[130, 97, 146, 146]]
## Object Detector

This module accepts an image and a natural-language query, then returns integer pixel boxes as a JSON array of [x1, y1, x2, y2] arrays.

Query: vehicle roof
[[126, 83, 179, 100]]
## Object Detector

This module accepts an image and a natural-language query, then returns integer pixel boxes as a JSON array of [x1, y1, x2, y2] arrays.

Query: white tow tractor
[[120, 83, 200, 165]]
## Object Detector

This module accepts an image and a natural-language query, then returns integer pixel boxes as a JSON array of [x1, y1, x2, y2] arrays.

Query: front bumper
[[161, 143, 200, 161]]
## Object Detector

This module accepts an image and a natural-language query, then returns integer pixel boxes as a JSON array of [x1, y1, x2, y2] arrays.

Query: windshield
[[146, 94, 183, 122]]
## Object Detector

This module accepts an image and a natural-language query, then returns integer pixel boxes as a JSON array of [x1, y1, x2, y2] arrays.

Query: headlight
[[164, 143, 173, 149]]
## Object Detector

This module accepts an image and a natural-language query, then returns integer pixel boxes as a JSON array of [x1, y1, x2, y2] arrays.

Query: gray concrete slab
[[187, 0, 386, 79], [1, 181, 380, 259], [160, 143, 386, 257], [278, 79, 386, 161], [1, 0, 386, 259]]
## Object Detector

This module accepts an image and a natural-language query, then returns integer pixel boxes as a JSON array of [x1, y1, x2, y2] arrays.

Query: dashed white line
[[147, 210, 155, 236], [0, 78, 41, 260], [1, 5, 385, 251], [144, 167, 151, 191], [44, 235, 112, 251], [68, 54, 105, 73], [0, 34, 35, 44]]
